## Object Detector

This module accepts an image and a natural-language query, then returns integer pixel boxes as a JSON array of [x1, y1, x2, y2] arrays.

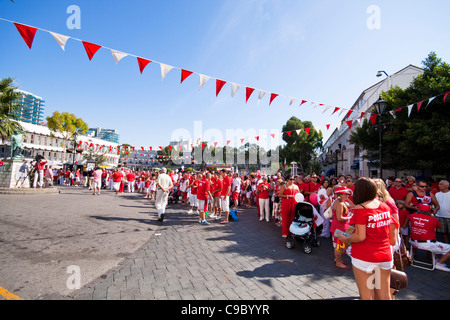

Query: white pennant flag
[[258, 91, 266, 104], [111, 50, 128, 64], [322, 105, 332, 114], [160, 63, 174, 80], [336, 122, 342, 130], [407, 104, 414, 117], [49, 31, 70, 51], [199, 74, 211, 91], [389, 110, 396, 119], [295, 129, 302, 135], [289, 98, 298, 106], [231, 83, 241, 98], [426, 96, 437, 108]]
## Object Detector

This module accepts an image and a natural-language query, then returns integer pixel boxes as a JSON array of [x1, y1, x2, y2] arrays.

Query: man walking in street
[[155, 167, 173, 222]]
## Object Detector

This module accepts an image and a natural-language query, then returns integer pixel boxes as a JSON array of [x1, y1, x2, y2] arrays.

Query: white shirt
[[157, 173, 173, 190], [436, 190, 450, 218], [232, 177, 241, 193]]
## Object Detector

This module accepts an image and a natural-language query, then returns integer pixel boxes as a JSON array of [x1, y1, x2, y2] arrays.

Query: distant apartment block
[[12, 89, 45, 125], [87, 127, 120, 144]]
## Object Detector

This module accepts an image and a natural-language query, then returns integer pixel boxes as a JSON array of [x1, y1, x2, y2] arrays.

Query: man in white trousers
[[155, 168, 173, 222]]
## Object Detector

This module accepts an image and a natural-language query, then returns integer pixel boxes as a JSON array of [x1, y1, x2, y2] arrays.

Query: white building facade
[[319, 65, 423, 179]]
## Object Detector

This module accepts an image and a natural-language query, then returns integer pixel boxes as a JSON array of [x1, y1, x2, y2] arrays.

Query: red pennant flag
[[326, 124, 330, 130], [246, 87, 255, 103], [82, 41, 101, 61], [370, 114, 377, 126], [181, 69, 193, 83], [226, 140, 231, 146], [346, 110, 353, 119], [214, 142, 218, 148], [137, 57, 152, 74], [216, 79, 226, 96], [331, 107, 340, 115], [346, 120, 353, 129], [304, 128, 310, 135], [270, 133, 275, 139], [202, 143, 205, 150], [255, 136, 259, 141], [168, 145, 172, 150], [300, 100, 307, 106], [444, 91, 450, 103], [109, 146, 112, 152], [159, 146, 163, 150], [240, 138, 244, 144], [359, 112, 366, 120], [395, 107, 403, 113], [141, 147, 145, 151], [269, 93, 279, 106], [179, 145, 183, 151], [286, 131, 292, 137], [417, 101, 424, 112], [14, 23, 38, 49]]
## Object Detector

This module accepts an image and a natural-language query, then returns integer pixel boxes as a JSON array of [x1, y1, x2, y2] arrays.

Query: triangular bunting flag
[[389, 110, 396, 119], [246, 87, 255, 103], [444, 91, 450, 103], [137, 57, 152, 74], [199, 74, 211, 90], [417, 101, 424, 112], [295, 129, 302, 135], [326, 124, 330, 130], [255, 136, 259, 141], [289, 98, 298, 106], [82, 41, 101, 61], [270, 133, 275, 139], [240, 138, 244, 144], [407, 104, 414, 117], [231, 83, 241, 98], [14, 23, 38, 49], [181, 69, 193, 83], [286, 131, 292, 137], [369, 114, 377, 126], [216, 79, 226, 96], [50, 31, 70, 51], [160, 63, 174, 80], [226, 140, 231, 146], [300, 100, 307, 106], [258, 91, 266, 104], [426, 96, 436, 108], [269, 93, 278, 106], [332, 107, 340, 115], [346, 110, 353, 119], [346, 120, 353, 129], [322, 106, 331, 114], [304, 128, 310, 135], [110, 50, 128, 64]]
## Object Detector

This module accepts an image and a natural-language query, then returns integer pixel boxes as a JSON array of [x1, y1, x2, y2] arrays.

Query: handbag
[[390, 269, 408, 290], [324, 206, 333, 220], [393, 235, 411, 271]]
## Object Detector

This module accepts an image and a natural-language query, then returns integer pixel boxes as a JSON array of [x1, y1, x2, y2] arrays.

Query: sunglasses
[[418, 185, 427, 188]]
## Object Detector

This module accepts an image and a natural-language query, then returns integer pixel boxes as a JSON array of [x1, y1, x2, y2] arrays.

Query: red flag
[[141, 147, 145, 151], [346, 110, 353, 119], [168, 145, 172, 150], [359, 112, 366, 120], [304, 128, 310, 135], [286, 131, 292, 137], [326, 124, 330, 130], [346, 120, 353, 129], [214, 142, 218, 148], [202, 143, 205, 150], [14, 23, 38, 49], [149, 147, 152, 151], [226, 140, 231, 146], [82, 41, 101, 61], [246, 87, 255, 103], [444, 91, 450, 103], [255, 136, 259, 141], [270, 133, 275, 139], [159, 146, 163, 150], [137, 57, 152, 74], [216, 79, 226, 96], [417, 101, 424, 112], [269, 93, 278, 106], [240, 138, 244, 144], [181, 69, 193, 83], [370, 114, 377, 126], [331, 107, 340, 115], [300, 100, 307, 106]]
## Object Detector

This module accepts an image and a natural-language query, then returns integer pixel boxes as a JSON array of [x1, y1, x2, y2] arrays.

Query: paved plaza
[[0, 186, 449, 301]]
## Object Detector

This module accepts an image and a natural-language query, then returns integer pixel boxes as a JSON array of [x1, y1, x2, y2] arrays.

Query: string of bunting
[[4, 19, 450, 148]]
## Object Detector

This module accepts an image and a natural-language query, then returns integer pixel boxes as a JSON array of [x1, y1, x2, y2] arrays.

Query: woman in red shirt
[[338, 177, 398, 300], [258, 176, 271, 222], [280, 175, 299, 238]]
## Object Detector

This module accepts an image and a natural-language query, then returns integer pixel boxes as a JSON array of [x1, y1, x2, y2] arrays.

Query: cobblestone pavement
[[1, 186, 449, 302]]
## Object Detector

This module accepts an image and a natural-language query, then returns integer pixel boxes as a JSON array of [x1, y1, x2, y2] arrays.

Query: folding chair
[[410, 241, 436, 271]]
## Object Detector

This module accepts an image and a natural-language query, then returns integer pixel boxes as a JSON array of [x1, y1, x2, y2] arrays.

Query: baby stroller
[[168, 186, 181, 204], [286, 201, 324, 254]]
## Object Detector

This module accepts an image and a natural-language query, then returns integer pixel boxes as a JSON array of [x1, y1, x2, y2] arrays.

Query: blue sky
[[1, 0, 449, 149]]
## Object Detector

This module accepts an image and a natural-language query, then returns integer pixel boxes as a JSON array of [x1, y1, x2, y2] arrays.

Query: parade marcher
[[33, 156, 47, 188], [155, 168, 173, 222], [197, 172, 213, 225], [220, 170, 233, 224], [257, 176, 271, 222]]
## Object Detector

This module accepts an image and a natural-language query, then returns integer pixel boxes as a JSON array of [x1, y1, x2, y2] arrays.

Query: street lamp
[[373, 96, 388, 179], [72, 132, 79, 168], [376, 70, 388, 78]]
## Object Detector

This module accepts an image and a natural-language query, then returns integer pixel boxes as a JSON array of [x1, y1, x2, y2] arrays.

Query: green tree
[[280, 116, 323, 173], [350, 52, 450, 176], [0, 77, 22, 141], [46, 111, 88, 148]]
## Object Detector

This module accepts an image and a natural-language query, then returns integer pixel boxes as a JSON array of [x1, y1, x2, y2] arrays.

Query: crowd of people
[[34, 163, 450, 300]]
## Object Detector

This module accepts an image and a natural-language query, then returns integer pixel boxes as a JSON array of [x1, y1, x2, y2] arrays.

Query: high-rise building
[[12, 89, 45, 125], [87, 127, 120, 144]]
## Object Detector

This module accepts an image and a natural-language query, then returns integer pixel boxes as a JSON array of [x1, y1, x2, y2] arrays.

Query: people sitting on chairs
[[407, 203, 450, 272]]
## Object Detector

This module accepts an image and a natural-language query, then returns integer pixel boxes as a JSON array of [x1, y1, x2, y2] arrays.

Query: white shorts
[[93, 181, 102, 189], [410, 240, 450, 256], [351, 257, 393, 272], [221, 196, 230, 212], [113, 182, 121, 190], [198, 199, 207, 212], [189, 194, 198, 207]]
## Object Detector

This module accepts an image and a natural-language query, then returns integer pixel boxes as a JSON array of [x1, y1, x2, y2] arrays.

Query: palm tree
[[0, 77, 22, 141]]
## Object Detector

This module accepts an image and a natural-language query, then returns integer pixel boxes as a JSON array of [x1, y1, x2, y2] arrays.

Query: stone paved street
[[1, 186, 449, 301]]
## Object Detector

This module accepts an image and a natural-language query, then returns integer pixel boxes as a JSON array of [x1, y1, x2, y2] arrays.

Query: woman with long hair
[[338, 177, 399, 300], [279, 175, 299, 238]]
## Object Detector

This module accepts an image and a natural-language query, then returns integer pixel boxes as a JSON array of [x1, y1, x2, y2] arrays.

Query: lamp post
[[373, 96, 388, 179], [72, 132, 79, 168]]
